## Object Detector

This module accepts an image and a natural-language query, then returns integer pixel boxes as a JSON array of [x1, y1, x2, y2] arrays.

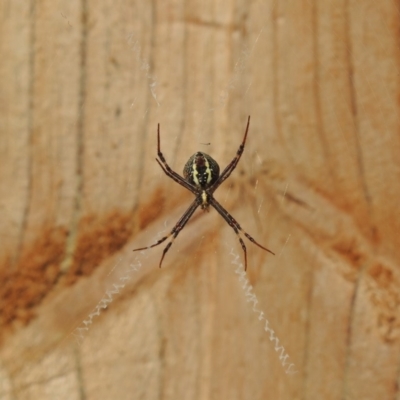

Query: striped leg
[[210, 116, 250, 193], [133, 199, 200, 268], [156, 124, 197, 194], [210, 196, 274, 271]]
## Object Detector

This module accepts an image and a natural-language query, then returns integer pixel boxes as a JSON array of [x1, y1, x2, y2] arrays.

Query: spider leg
[[156, 158, 197, 194], [133, 199, 200, 268], [210, 116, 250, 193], [210, 196, 274, 271], [156, 124, 197, 194]]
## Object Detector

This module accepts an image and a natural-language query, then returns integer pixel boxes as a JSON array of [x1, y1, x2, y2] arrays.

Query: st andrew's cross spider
[[132, 116, 274, 270]]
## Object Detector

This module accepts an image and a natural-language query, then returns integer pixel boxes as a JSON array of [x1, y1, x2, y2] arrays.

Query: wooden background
[[1, 0, 400, 399]]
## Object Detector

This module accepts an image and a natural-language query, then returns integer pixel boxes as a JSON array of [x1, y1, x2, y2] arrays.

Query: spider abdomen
[[183, 152, 220, 188]]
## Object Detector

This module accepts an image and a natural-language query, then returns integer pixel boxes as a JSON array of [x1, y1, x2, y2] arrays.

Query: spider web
[[73, 1, 399, 397], [67, 0, 298, 381]]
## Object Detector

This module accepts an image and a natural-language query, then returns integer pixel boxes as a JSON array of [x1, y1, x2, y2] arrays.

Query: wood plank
[[0, 0, 399, 399]]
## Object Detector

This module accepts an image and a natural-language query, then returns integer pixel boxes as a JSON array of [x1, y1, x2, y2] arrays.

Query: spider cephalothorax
[[133, 116, 274, 270]]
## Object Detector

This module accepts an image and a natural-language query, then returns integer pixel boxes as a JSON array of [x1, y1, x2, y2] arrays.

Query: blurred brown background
[[1, 0, 400, 399]]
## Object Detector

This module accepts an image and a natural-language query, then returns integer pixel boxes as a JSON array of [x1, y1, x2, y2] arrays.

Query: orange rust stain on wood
[[367, 261, 400, 342], [137, 187, 165, 230], [0, 187, 172, 337], [65, 211, 134, 284], [0, 227, 67, 331], [332, 240, 367, 271], [368, 263, 394, 288], [332, 238, 400, 342], [0, 211, 135, 336]]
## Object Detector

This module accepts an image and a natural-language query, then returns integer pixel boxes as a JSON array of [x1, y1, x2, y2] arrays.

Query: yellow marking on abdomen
[[192, 158, 200, 186], [204, 157, 212, 184], [201, 191, 207, 205], [192, 154, 213, 187]]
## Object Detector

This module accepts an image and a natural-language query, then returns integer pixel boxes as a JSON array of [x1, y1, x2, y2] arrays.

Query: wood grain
[[1, 0, 399, 399]]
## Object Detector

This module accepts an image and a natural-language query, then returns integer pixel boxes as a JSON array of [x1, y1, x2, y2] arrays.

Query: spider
[[132, 116, 275, 271]]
